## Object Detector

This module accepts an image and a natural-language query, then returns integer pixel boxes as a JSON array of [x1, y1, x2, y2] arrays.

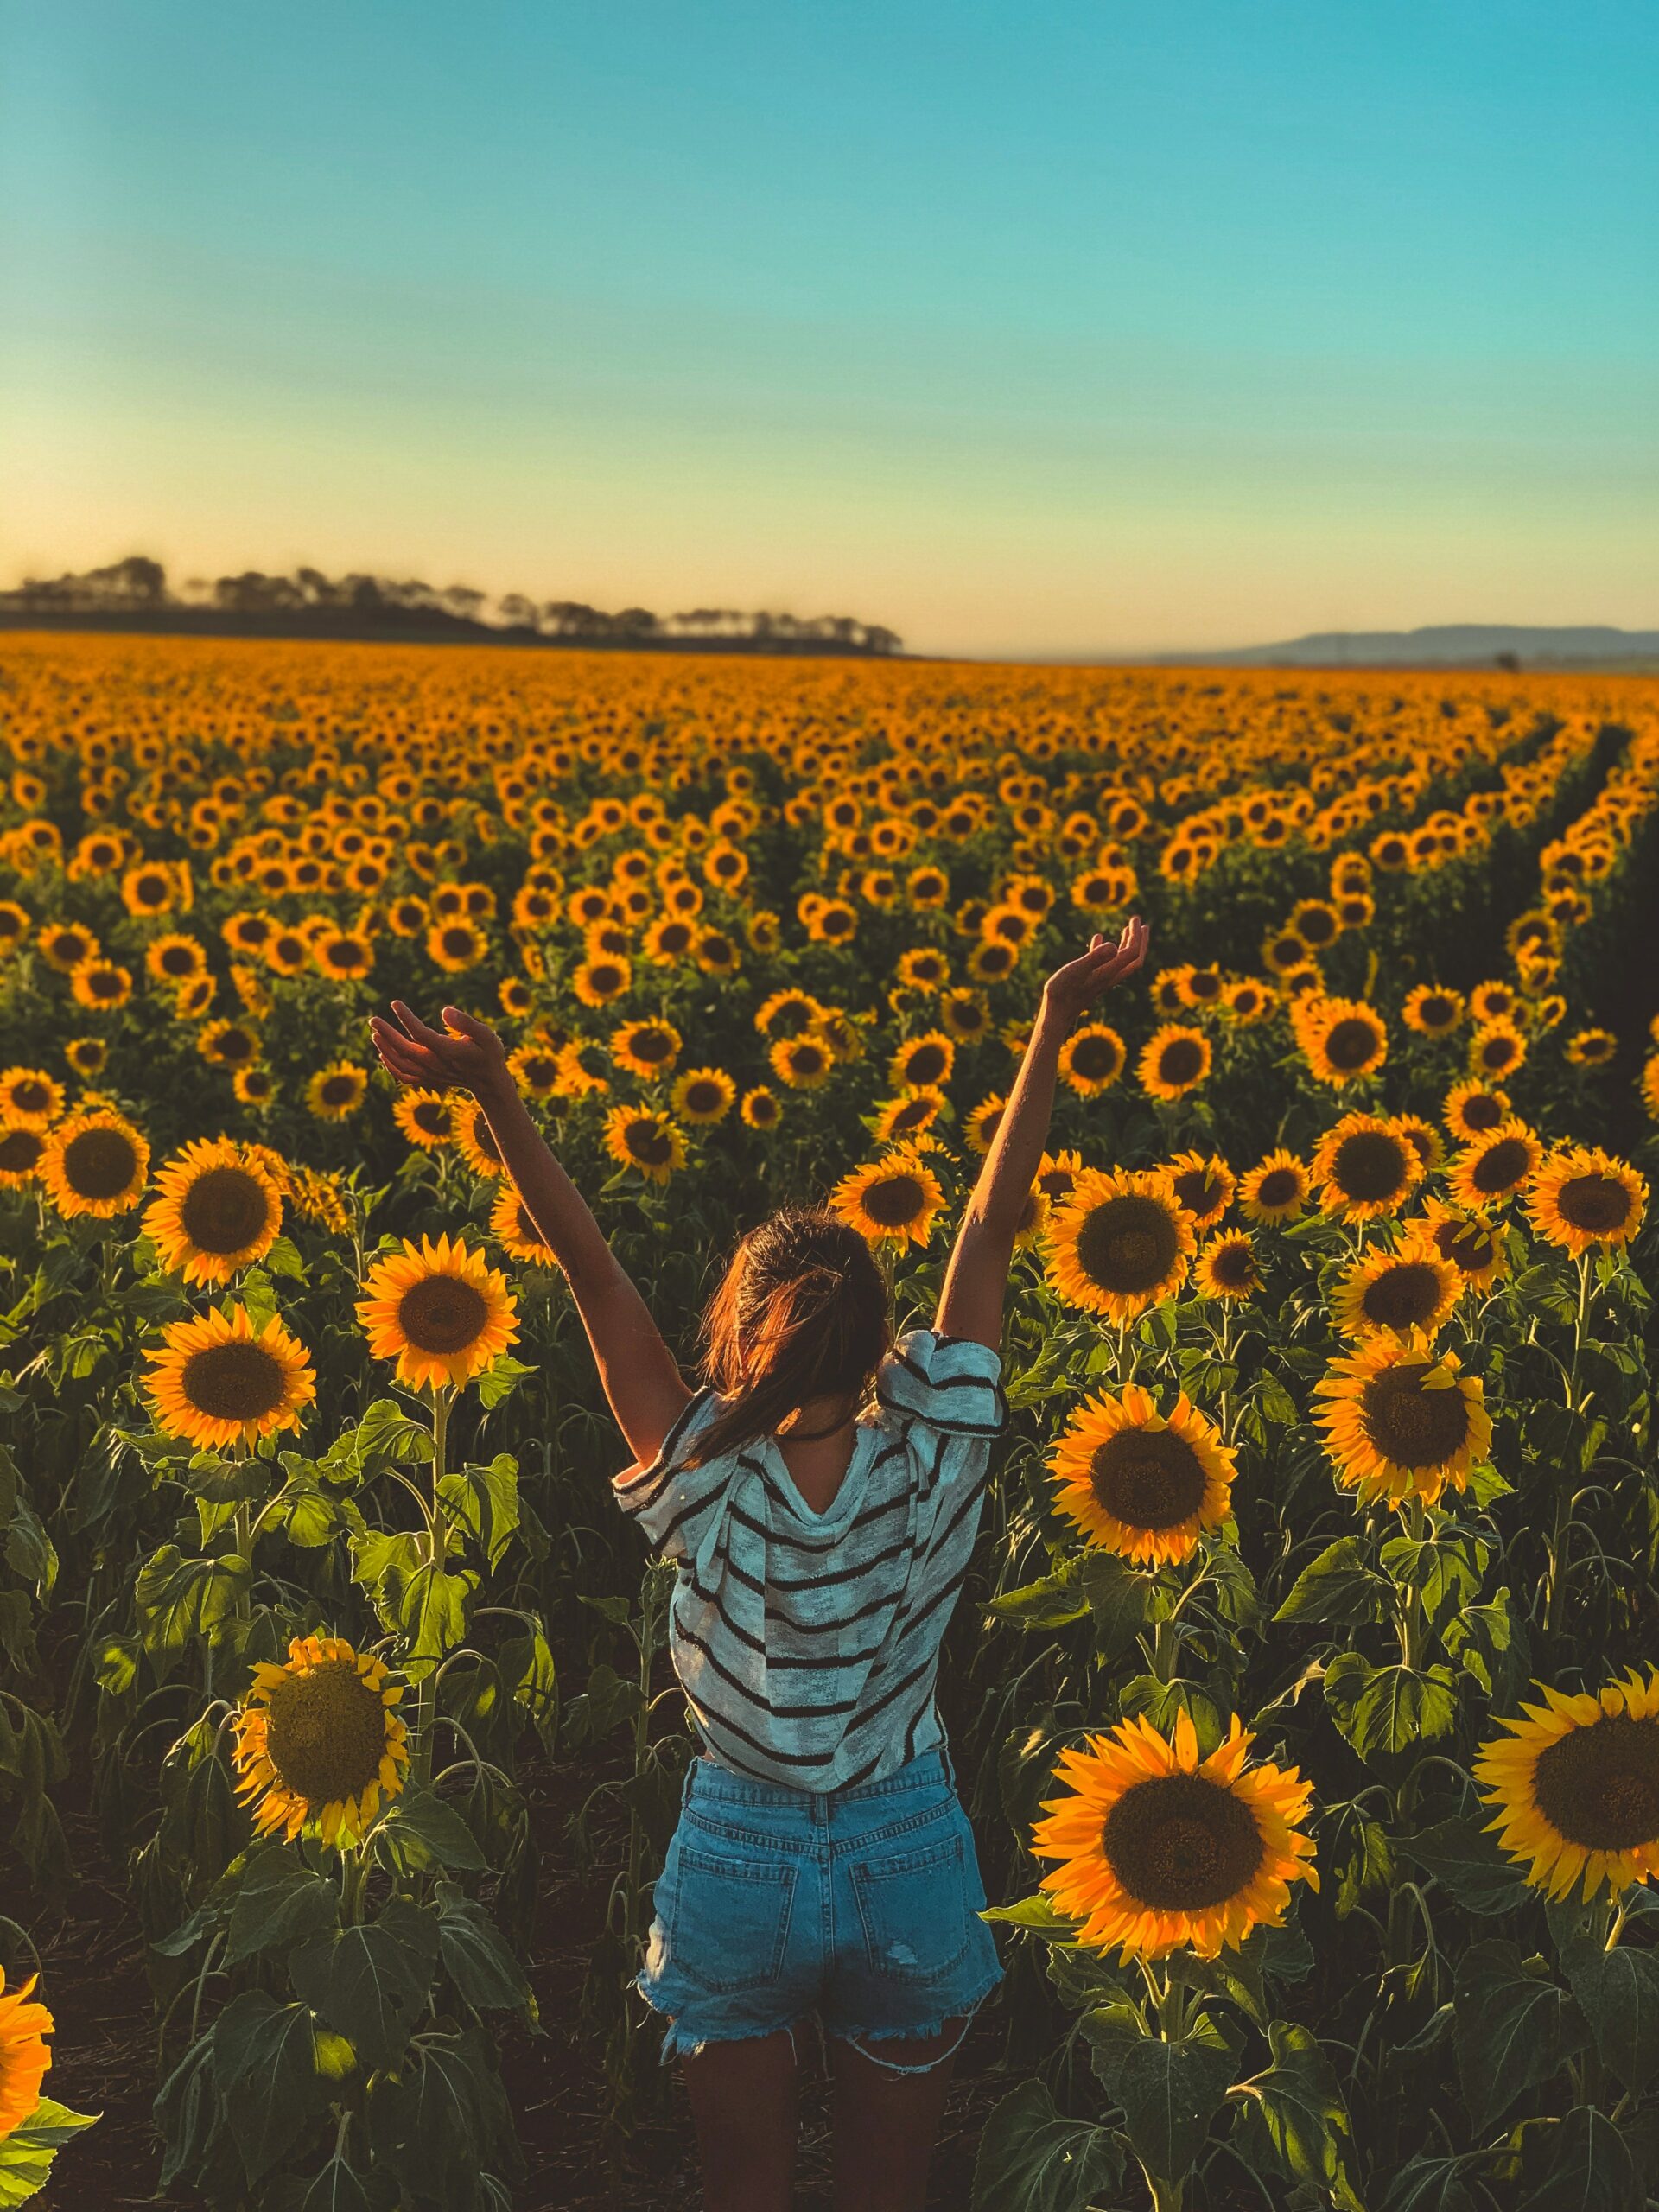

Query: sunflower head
[[1166, 1150, 1234, 1229], [357, 1232, 520, 1389], [144, 1136, 284, 1283], [1195, 1230, 1261, 1301], [1313, 1115, 1423, 1222], [41, 1109, 151, 1218], [1046, 1167, 1196, 1325], [0, 1967, 54, 2137], [1527, 1147, 1647, 1257], [1239, 1150, 1310, 1225], [144, 1305, 316, 1449], [1417, 1198, 1508, 1290], [1050, 1385, 1235, 1565], [830, 1148, 947, 1249], [1139, 1024, 1211, 1102], [1031, 1712, 1318, 1961], [1477, 1670, 1659, 1901], [1449, 1118, 1544, 1212], [1314, 1331, 1491, 1509], [234, 1634, 410, 1848], [1332, 1238, 1461, 1342]]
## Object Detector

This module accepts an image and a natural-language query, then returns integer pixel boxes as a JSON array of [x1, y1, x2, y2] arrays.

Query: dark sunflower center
[[1038, 1168, 1077, 1203], [748, 1096, 778, 1123], [684, 1083, 721, 1114], [0, 1127, 45, 1172], [514, 1203, 547, 1245], [1360, 1260, 1445, 1331], [467, 1115, 502, 1162], [1188, 971, 1224, 1000], [413, 1101, 451, 1135], [863, 1173, 926, 1228], [1332, 1132, 1410, 1204], [1532, 1714, 1659, 1853], [264, 1660, 388, 1805], [88, 969, 124, 1000], [64, 1126, 140, 1198], [1158, 1038, 1205, 1085], [1461, 1093, 1504, 1132], [12, 1078, 51, 1111], [888, 1096, 934, 1135], [442, 929, 473, 957], [181, 1340, 287, 1421], [1071, 1035, 1121, 1081], [626, 1122, 674, 1166], [1255, 1167, 1300, 1209], [1421, 995, 1456, 1027], [1435, 1220, 1496, 1274], [903, 1043, 948, 1086], [1471, 1137, 1532, 1195], [397, 1273, 489, 1352], [633, 1028, 674, 1062], [1555, 1173, 1632, 1235], [1359, 1363, 1471, 1468], [320, 1076, 357, 1105], [1299, 909, 1338, 947], [791, 1045, 826, 1077], [1102, 1773, 1265, 1910], [1478, 1034, 1518, 1072], [1090, 1427, 1208, 1529], [217, 1028, 256, 1065], [1173, 1168, 1223, 1217], [1074, 1194, 1180, 1294], [160, 946, 194, 975], [180, 1166, 273, 1254], [1208, 1241, 1257, 1289], [1325, 1018, 1382, 1071]]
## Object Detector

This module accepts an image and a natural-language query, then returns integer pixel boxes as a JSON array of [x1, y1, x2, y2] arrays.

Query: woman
[[369, 914, 1148, 2212]]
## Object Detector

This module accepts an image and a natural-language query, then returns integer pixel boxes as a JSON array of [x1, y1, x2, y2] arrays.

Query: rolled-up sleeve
[[875, 1329, 1007, 1441], [613, 1389, 731, 1561]]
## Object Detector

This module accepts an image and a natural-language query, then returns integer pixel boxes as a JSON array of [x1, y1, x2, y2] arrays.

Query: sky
[[1, 2, 1655, 658]]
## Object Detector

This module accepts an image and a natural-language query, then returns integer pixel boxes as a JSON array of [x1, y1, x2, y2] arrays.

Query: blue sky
[[1, 1, 1654, 653]]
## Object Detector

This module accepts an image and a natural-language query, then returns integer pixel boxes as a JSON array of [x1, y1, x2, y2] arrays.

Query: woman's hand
[[369, 1001, 511, 1096], [1039, 917, 1150, 1028]]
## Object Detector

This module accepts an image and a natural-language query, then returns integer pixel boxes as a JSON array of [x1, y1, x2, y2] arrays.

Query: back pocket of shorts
[[851, 1830, 969, 1984], [663, 1844, 798, 1993]]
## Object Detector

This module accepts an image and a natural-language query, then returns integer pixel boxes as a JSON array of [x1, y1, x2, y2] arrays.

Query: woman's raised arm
[[934, 918, 1148, 1349], [369, 1001, 693, 1465]]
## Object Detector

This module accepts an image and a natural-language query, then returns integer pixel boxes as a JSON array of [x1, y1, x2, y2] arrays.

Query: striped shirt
[[613, 1329, 1007, 1791]]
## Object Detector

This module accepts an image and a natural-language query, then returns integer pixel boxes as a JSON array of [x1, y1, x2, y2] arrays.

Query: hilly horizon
[[1155, 622, 1659, 668]]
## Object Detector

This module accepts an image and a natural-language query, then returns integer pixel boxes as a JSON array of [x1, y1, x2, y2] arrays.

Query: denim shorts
[[636, 1745, 1004, 2070]]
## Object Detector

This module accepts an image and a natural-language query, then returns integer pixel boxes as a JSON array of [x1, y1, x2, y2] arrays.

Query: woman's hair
[[685, 1205, 891, 1465]]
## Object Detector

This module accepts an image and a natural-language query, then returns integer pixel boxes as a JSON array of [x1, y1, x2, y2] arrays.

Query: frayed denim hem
[[827, 1967, 1004, 2075], [632, 1974, 812, 2068]]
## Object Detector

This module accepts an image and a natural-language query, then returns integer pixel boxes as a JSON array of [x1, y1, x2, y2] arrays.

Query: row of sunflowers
[[1, 631, 1657, 2209]]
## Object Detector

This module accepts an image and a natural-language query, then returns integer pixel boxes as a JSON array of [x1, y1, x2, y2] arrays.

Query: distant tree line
[[0, 556, 902, 654]]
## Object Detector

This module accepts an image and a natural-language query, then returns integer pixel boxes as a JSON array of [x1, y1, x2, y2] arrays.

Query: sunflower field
[[3, 629, 1659, 2210]]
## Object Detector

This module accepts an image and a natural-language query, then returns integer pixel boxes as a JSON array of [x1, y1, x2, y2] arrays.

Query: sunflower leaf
[[224, 1851, 340, 1965], [969, 2078, 1124, 2212], [379, 1787, 487, 1872], [1230, 2021, 1364, 2212], [435, 1881, 535, 2011], [1553, 1920, 1659, 2099], [1452, 1939, 1587, 2131], [289, 1898, 440, 2072], [212, 1989, 326, 2184], [0, 2098, 100, 2209], [1395, 1818, 1532, 1917], [1273, 1538, 1389, 1630], [1516, 2103, 1638, 2211], [987, 1556, 1090, 1630], [1094, 2012, 1238, 2189]]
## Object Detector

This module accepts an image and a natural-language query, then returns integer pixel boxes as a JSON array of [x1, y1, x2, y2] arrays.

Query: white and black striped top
[[613, 1329, 1007, 1792]]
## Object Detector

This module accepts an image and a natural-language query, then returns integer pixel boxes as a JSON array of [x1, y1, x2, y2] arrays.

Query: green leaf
[[133, 1546, 250, 1670], [379, 1558, 477, 1668], [1255, 1374, 1300, 1427], [1396, 1818, 1532, 1917], [289, 1898, 439, 2071], [1382, 2154, 1479, 2212], [987, 1556, 1089, 1630], [1274, 1537, 1389, 1628], [1324, 1654, 1458, 1762], [264, 1234, 306, 1278], [1093, 2015, 1238, 2188], [379, 1787, 487, 1872], [474, 1352, 536, 1408], [1517, 2104, 1638, 2211], [1078, 1550, 1153, 1660], [364, 2028, 501, 2206], [0, 2099, 99, 2209], [969, 2080, 1123, 2212], [498, 1630, 558, 1748], [224, 1852, 340, 1967], [979, 1893, 1079, 1940], [437, 1452, 520, 1567], [1554, 1925, 1659, 2098], [435, 1883, 533, 2011], [1453, 1940, 1586, 2131], [342, 1397, 434, 1474], [212, 1990, 324, 2184], [1231, 2022, 1363, 2212], [296, 2152, 371, 2212]]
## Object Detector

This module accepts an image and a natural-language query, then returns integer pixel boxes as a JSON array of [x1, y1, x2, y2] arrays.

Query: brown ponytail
[[685, 1206, 891, 1465]]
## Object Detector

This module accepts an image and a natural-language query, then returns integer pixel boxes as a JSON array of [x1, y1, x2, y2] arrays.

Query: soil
[[29, 1762, 1011, 2212]]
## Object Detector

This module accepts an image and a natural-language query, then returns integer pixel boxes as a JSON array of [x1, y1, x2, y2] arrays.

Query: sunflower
[[831, 1148, 947, 1249], [39, 921, 100, 974], [1313, 1115, 1423, 1222], [1035, 1147, 1085, 1206], [199, 1019, 260, 1069], [427, 918, 488, 974], [1046, 1167, 1195, 1324], [939, 989, 993, 1045], [1332, 1238, 1461, 1342], [1566, 1027, 1619, 1069], [896, 946, 950, 992], [40, 1109, 150, 1217], [143, 1305, 315, 1449], [1224, 978, 1275, 1025], [1058, 1023, 1125, 1096], [611, 1019, 682, 1079], [1314, 1332, 1491, 1509], [740, 1084, 781, 1130], [144, 1137, 283, 1282], [1414, 1198, 1508, 1291], [1050, 1386, 1235, 1565], [393, 1088, 455, 1149], [491, 1181, 559, 1268], [507, 1039, 564, 1097], [358, 1232, 519, 1389], [1468, 1020, 1527, 1082], [1475, 1669, 1659, 1901], [1444, 1080, 1511, 1143], [755, 988, 823, 1038], [770, 1034, 835, 1090], [0, 1120, 46, 1187], [1139, 1025, 1211, 1102], [888, 1031, 954, 1091], [1526, 1147, 1648, 1256], [671, 1067, 736, 1124], [233, 1634, 410, 1848], [874, 1086, 947, 1143], [1166, 1151, 1234, 1230], [1238, 1151, 1310, 1225], [602, 1105, 688, 1185], [306, 1062, 368, 1120], [1403, 983, 1465, 1036], [0, 1067, 63, 1128], [1303, 998, 1389, 1086], [963, 1094, 1007, 1154], [0, 1968, 53, 2137], [1448, 1119, 1544, 1211], [1391, 1113, 1445, 1177], [1032, 1713, 1317, 1961], [1195, 1231, 1261, 1301], [65, 1036, 108, 1077], [70, 956, 133, 1011]]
